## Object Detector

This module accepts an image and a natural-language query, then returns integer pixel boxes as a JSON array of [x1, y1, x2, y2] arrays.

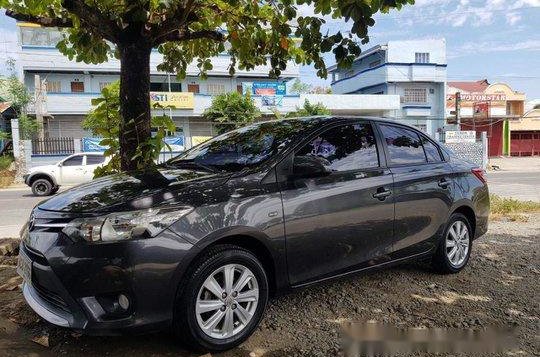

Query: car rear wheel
[[31, 179, 53, 196], [174, 244, 268, 352], [432, 213, 472, 274]]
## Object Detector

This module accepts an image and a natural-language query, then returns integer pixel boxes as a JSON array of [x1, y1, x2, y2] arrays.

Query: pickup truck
[[24, 152, 108, 196]]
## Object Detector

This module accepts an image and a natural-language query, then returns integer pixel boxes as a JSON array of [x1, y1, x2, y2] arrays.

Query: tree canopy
[[2, 0, 414, 170]]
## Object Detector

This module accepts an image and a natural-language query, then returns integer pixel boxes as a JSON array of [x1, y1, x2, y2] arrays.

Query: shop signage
[[445, 131, 476, 143], [150, 92, 194, 109], [446, 93, 506, 102]]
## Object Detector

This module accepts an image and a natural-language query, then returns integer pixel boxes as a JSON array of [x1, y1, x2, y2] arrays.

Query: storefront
[[446, 81, 525, 157], [510, 109, 540, 156]]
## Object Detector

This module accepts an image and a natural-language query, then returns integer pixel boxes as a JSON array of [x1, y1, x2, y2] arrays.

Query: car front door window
[[60, 155, 84, 184], [295, 123, 379, 172]]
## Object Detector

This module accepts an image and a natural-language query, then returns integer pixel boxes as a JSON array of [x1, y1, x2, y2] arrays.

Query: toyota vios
[[17, 117, 489, 352]]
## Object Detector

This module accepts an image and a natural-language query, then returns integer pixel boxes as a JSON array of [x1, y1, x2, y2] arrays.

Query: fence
[[31, 137, 75, 155], [439, 132, 488, 169]]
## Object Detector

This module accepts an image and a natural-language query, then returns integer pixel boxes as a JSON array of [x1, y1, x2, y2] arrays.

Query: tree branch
[[61, 0, 120, 42], [157, 29, 225, 44], [5, 10, 73, 27]]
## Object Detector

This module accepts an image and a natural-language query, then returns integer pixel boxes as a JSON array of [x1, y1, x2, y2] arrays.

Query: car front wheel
[[174, 244, 268, 352], [31, 178, 53, 196]]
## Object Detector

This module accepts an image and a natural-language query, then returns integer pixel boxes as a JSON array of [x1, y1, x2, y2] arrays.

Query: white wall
[[386, 39, 446, 64]]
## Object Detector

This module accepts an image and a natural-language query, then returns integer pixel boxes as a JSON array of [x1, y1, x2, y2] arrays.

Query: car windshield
[[165, 118, 324, 172]]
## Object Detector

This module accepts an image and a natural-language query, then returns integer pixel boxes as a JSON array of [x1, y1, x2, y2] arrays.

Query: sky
[[0, 0, 539, 100]]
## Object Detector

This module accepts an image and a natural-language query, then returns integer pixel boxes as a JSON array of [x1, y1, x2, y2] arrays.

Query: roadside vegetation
[[0, 155, 14, 188], [490, 194, 540, 221]]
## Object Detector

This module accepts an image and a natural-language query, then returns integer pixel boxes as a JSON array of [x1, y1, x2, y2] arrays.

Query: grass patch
[[0, 155, 13, 170], [490, 194, 540, 221], [0, 155, 15, 188]]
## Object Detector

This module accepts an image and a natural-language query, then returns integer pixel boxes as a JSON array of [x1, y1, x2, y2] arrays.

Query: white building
[[16, 23, 305, 148], [14, 22, 402, 150], [328, 39, 447, 137]]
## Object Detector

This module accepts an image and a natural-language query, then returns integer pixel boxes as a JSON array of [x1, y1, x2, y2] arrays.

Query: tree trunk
[[118, 42, 152, 171]]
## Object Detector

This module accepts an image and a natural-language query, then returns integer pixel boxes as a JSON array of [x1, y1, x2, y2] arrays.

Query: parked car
[[23, 152, 108, 196], [17, 117, 489, 352]]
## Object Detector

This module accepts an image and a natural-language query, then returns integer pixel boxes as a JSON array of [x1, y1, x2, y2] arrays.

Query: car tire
[[31, 178, 53, 196], [173, 244, 269, 352], [432, 213, 473, 274], [50, 186, 60, 195]]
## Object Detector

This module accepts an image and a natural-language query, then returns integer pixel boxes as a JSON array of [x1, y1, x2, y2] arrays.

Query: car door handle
[[372, 188, 392, 201], [438, 178, 450, 189]]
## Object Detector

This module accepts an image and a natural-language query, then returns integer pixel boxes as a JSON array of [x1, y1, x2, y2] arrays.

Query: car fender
[[27, 171, 58, 186], [167, 225, 288, 308]]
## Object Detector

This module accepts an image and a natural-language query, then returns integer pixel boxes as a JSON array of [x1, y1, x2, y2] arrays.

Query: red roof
[[448, 79, 490, 93], [0, 102, 12, 113]]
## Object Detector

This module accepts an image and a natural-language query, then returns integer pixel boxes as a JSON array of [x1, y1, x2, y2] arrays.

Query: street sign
[[445, 130, 476, 143]]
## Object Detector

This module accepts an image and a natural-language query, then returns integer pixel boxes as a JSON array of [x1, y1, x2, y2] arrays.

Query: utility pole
[[455, 91, 461, 131]]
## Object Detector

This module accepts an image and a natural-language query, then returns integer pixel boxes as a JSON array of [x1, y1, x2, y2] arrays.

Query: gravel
[[0, 215, 538, 357]]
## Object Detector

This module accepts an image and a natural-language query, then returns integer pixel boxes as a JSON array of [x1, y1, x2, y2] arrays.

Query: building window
[[20, 27, 63, 47], [403, 88, 427, 103], [369, 60, 381, 68], [70, 81, 84, 93], [99, 82, 112, 91], [207, 83, 226, 95], [415, 52, 430, 63], [45, 81, 61, 93], [187, 84, 200, 93], [150, 82, 181, 92]]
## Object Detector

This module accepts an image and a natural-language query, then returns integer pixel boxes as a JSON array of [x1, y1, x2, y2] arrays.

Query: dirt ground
[[0, 216, 538, 357]]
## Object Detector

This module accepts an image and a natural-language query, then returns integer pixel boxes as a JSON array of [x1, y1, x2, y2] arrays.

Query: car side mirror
[[292, 155, 331, 179], [57, 162, 63, 167]]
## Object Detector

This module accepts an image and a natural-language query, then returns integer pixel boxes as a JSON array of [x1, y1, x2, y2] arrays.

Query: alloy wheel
[[195, 263, 259, 339], [445, 220, 470, 267]]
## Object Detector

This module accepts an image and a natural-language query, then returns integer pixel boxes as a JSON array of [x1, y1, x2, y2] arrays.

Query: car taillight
[[471, 168, 487, 184]]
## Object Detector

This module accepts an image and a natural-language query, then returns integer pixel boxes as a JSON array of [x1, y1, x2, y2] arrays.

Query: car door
[[59, 154, 84, 184], [279, 121, 395, 286], [376, 123, 454, 257], [83, 154, 105, 181]]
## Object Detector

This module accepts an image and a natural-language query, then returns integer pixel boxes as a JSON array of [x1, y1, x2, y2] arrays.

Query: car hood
[[37, 167, 231, 213]]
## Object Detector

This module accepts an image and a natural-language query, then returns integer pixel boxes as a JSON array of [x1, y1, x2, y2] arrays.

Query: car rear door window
[[86, 155, 105, 165], [379, 124, 426, 165], [62, 155, 83, 166], [296, 123, 379, 172], [420, 136, 443, 162]]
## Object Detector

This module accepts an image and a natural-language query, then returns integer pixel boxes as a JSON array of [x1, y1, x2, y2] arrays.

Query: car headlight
[[62, 206, 193, 242]]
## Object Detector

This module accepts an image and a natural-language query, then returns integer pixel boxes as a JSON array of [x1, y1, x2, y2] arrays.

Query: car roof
[[265, 115, 422, 130]]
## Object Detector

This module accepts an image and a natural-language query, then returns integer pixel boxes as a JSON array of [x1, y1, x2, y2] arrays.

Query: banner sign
[[82, 137, 107, 152], [473, 102, 489, 118], [82, 136, 185, 153], [445, 131, 476, 143], [446, 93, 506, 102], [242, 82, 286, 96], [252, 82, 286, 96], [163, 137, 184, 152], [150, 92, 194, 109]]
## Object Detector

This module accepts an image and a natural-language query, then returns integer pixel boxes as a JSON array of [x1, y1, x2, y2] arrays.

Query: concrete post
[[481, 131, 488, 170], [11, 119, 20, 158], [74, 138, 82, 153], [11, 118, 29, 183]]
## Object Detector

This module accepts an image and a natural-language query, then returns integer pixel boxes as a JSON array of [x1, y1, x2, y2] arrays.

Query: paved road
[[0, 168, 538, 238], [486, 170, 540, 202], [0, 187, 69, 238]]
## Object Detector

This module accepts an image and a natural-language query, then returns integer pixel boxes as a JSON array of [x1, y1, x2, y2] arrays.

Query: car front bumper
[[19, 215, 194, 334]]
